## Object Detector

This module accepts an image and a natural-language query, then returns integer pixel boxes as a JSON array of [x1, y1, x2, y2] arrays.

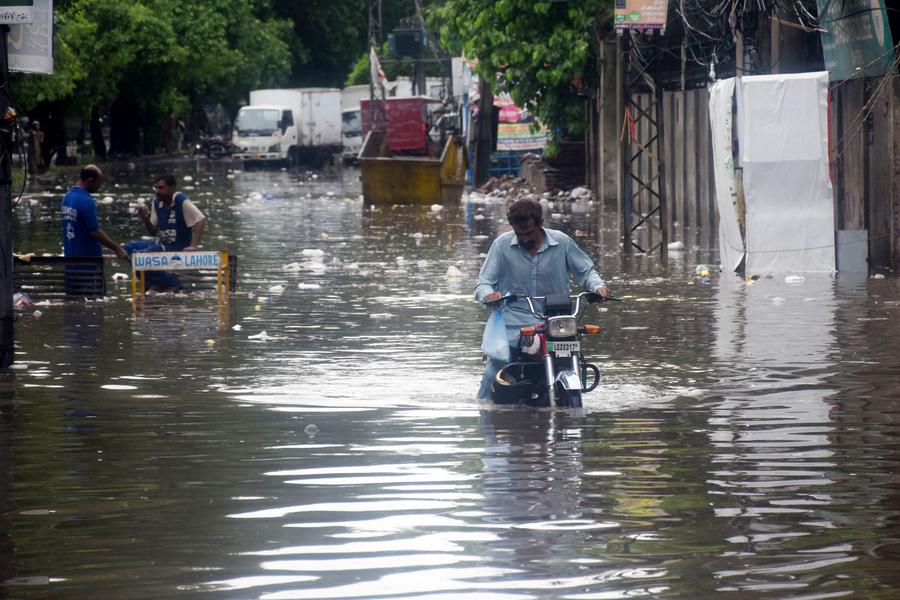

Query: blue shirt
[[61, 186, 101, 257], [475, 227, 605, 339]]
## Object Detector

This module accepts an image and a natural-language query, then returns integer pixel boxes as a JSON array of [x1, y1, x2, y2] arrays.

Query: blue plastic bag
[[481, 309, 510, 362]]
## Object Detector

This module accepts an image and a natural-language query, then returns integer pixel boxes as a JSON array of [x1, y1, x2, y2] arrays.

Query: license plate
[[549, 341, 580, 357]]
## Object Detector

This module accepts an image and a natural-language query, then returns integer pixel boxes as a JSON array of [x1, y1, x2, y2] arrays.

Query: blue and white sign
[[132, 251, 222, 271]]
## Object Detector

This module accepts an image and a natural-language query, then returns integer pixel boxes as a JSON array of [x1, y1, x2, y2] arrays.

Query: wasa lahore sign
[[132, 251, 221, 271], [614, 0, 669, 31]]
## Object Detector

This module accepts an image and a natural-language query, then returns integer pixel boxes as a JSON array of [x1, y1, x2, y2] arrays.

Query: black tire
[[287, 147, 300, 169], [207, 143, 226, 160], [558, 388, 582, 408]]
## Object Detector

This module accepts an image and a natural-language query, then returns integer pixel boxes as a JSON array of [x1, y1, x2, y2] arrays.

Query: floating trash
[[32, 310, 42, 318], [248, 331, 270, 340], [183, 175, 193, 182], [268, 284, 285, 294], [785, 275, 806, 284], [668, 240, 685, 251], [369, 313, 395, 320], [430, 204, 443, 213], [232, 324, 242, 331], [304, 424, 319, 436], [446, 266, 463, 279], [302, 249, 324, 257], [13, 292, 33, 307], [111, 272, 129, 281], [297, 283, 321, 290], [282, 262, 303, 272]]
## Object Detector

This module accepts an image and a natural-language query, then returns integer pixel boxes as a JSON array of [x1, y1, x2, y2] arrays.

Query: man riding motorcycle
[[474, 198, 610, 401]]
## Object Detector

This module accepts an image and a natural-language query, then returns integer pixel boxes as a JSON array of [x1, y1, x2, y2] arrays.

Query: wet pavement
[[1, 160, 899, 599]]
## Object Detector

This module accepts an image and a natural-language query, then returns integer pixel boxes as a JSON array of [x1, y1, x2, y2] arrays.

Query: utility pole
[[368, 0, 386, 132], [473, 76, 493, 187], [0, 25, 12, 370]]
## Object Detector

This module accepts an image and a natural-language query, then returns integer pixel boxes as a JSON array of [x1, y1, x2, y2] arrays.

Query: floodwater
[[2, 160, 899, 599]]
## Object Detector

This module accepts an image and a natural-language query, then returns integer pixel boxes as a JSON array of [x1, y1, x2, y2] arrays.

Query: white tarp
[[740, 72, 835, 273], [708, 78, 744, 273]]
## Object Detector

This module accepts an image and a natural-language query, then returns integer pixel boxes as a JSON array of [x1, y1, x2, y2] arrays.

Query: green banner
[[817, 0, 894, 81]]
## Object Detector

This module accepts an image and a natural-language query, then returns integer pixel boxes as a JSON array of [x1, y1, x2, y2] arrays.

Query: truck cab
[[231, 104, 297, 162]]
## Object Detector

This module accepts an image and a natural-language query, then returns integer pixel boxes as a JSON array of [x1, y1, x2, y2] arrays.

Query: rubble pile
[[474, 174, 595, 204]]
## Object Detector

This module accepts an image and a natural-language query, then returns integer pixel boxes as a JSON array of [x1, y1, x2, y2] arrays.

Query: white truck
[[232, 88, 342, 165]]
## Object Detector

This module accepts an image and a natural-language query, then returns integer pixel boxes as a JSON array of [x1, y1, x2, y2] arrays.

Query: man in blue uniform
[[61, 165, 128, 259], [125, 174, 207, 291], [474, 198, 610, 400]]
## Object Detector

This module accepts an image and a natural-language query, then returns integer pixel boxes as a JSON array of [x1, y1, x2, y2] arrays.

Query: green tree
[[273, 0, 420, 88], [431, 0, 612, 143], [13, 0, 293, 158]]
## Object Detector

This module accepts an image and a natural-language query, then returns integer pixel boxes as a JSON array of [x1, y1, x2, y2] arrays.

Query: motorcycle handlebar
[[483, 291, 620, 317]]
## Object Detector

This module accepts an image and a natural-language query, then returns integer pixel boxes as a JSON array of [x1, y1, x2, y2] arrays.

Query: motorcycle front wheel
[[557, 388, 582, 408]]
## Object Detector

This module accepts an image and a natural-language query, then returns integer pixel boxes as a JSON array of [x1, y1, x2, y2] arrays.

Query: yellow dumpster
[[358, 131, 468, 205]]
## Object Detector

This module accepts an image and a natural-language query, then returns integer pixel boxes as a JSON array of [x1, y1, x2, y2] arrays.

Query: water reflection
[[709, 275, 851, 595]]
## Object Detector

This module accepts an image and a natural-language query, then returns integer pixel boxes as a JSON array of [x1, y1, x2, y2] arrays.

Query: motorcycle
[[485, 291, 610, 408], [192, 136, 237, 160]]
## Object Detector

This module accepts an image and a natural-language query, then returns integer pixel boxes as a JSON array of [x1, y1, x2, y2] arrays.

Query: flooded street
[[2, 161, 900, 599]]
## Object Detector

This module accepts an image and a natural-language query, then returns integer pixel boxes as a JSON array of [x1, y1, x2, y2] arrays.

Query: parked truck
[[231, 88, 341, 166], [340, 85, 370, 163]]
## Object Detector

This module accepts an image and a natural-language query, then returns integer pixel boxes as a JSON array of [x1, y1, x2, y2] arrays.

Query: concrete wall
[[832, 75, 900, 272]]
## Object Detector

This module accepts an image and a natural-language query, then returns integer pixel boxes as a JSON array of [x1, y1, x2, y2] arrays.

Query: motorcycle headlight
[[547, 316, 577, 338], [268, 143, 281, 152]]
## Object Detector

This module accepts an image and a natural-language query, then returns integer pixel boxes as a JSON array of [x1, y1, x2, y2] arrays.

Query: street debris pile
[[468, 174, 595, 204]]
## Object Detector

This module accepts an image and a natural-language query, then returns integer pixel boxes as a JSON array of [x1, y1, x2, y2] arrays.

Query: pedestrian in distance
[[29, 120, 45, 173], [474, 198, 610, 401], [125, 174, 207, 292], [60, 164, 128, 260]]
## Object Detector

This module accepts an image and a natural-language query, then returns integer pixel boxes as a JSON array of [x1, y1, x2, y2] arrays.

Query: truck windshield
[[342, 110, 361, 136], [235, 108, 280, 136]]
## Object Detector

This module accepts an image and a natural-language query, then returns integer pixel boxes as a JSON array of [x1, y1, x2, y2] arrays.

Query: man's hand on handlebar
[[484, 291, 504, 304], [594, 286, 610, 299]]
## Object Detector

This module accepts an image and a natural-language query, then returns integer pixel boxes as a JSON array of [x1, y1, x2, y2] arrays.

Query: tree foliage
[[431, 0, 612, 141], [13, 0, 294, 155]]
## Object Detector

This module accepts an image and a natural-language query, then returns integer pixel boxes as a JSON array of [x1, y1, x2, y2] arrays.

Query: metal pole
[[620, 32, 633, 255], [655, 32, 669, 262], [0, 25, 13, 370]]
